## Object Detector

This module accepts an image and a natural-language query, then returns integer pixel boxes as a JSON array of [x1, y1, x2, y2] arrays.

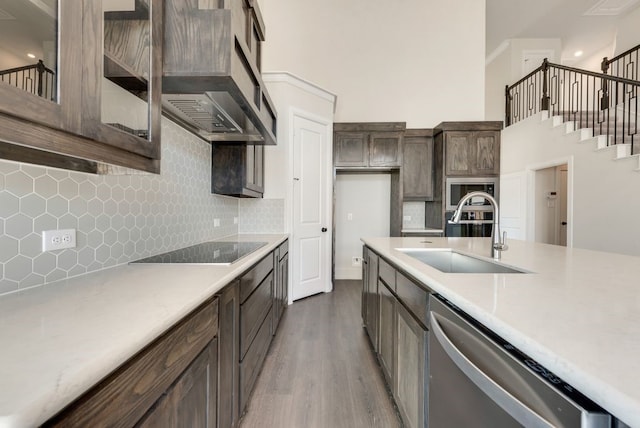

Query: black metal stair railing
[[602, 43, 639, 83], [0, 59, 56, 101], [505, 58, 639, 156]]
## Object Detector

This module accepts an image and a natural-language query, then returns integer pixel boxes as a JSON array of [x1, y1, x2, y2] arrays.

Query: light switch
[[347, 213, 353, 221]]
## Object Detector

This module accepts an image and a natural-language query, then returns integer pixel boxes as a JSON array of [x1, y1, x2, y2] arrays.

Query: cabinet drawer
[[378, 258, 396, 290], [240, 272, 273, 359], [396, 273, 429, 327], [240, 253, 274, 303], [278, 240, 288, 260], [240, 305, 273, 411], [47, 298, 219, 427]]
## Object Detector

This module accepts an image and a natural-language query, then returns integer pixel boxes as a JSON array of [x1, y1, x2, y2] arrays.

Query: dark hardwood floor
[[239, 280, 401, 428]]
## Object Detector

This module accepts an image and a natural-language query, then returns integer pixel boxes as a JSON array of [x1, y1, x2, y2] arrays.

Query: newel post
[[540, 58, 550, 111], [36, 59, 45, 97], [505, 85, 512, 127], [600, 56, 610, 110]]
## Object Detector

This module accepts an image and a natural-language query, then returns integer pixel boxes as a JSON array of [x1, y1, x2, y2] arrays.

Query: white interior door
[[292, 113, 332, 301]]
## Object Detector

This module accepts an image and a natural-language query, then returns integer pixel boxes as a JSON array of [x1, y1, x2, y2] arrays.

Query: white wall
[[335, 174, 390, 279], [501, 113, 640, 256], [613, 6, 640, 55], [259, 0, 486, 127], [572, 43, 614, 73], [262, 73, 336, 203], [485, 45, 510, 121], [485, 38, 561, 122]]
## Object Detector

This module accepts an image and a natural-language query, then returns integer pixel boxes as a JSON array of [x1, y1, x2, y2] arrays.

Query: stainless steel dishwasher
[[428, 295, 612, 427]]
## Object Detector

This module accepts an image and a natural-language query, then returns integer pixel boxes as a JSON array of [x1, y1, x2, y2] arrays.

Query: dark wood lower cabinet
[[218, 281, 240, 428], [240, 306, 274, 411], [45, 241, 287, 428], [363, 248, 379, 350], [138, 338, 218, 428], [395, 302, 427, 428], [272, 242, 289, 334], [45, 298, 219, 427], [362, 246, 429, 428], [378, 280, 396, 385]]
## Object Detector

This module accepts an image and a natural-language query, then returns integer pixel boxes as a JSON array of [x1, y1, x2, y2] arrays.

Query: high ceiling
[[486, 0, 640, 63]]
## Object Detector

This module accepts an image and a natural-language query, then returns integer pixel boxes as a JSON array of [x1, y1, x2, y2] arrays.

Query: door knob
[[321, 227, 327, 232], [561, 221, 567, 225]]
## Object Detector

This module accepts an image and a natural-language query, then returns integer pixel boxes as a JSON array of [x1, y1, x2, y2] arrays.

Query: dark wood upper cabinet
[[444, 131, 474, 176], [370, 132, 403, 167], [402, 129, 434, 201], [334, 132, 368, 167], [0, 2, 82, 134], [474, 131, 500, 175], [334, 123, 405, 168], [438, 122, 502, 177], [81, 0, 162, 161], [0, 1, 162, 173], [211, 143, 264, 198]]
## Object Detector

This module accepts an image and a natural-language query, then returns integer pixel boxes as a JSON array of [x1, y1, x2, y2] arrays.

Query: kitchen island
[[0, 234, 287, 428], [362, 236, 640, 427]]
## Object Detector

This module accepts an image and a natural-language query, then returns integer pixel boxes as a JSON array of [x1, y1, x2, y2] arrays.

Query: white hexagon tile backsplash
[[238, 199, 284, 234], [0, 119, 239, 295]]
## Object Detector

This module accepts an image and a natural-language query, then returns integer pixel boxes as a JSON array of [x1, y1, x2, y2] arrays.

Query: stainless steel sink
[[396, 248, 527, 274]]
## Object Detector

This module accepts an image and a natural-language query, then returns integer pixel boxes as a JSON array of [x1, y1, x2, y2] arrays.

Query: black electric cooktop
[[131, 241, 268, 265]]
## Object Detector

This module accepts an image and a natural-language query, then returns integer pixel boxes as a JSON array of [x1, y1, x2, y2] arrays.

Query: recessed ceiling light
[[27, 53, 36, 59], [574, 50, 584, 57]]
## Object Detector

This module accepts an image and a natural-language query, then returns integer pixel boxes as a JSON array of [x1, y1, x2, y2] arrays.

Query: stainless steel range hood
[[162, 0, 277, 145]]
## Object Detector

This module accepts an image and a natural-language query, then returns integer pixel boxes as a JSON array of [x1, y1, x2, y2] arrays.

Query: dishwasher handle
[[430, 311, 555, 428]]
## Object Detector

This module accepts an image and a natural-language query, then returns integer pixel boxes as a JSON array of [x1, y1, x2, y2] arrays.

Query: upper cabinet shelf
[[0, 0, 163, 173]]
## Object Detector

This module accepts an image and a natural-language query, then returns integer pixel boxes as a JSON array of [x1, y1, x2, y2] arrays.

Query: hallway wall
[[335, 174, 390, 279]]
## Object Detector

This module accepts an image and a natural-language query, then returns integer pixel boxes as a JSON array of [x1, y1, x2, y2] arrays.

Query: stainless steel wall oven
[[445, 177, 498, 237]]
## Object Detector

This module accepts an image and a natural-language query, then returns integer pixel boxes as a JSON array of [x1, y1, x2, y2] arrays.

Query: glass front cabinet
[[0, 0, 162, 173]]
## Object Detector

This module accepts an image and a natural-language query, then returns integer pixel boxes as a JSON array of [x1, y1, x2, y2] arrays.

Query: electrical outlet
[[403, 215, 412, 222], [42, 229, 76, 251], [233, 217, 238, 224], [214, 218, 220, 227], [352, 256, 362, 267]]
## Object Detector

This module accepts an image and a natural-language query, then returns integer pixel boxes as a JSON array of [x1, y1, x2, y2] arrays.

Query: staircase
[[505, 44, 640, 171], [541, 110, 640, 171]]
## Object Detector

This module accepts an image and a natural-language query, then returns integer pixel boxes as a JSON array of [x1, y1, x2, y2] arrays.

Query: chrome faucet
[[448, 191, 508, 260]]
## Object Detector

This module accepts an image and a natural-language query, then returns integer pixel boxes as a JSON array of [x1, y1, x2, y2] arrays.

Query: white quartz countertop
[[0, 234, 287, 428], [362, 236, 640, 427]]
